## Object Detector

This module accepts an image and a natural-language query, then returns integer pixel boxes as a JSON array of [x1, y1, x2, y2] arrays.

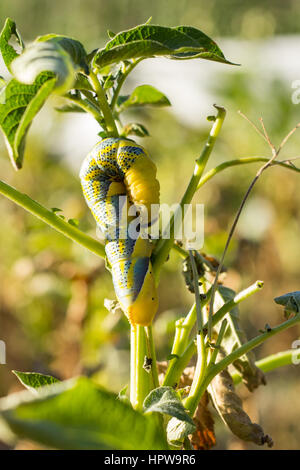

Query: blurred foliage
[[0, 0, 300, 450], [1, 0, 300, 47]]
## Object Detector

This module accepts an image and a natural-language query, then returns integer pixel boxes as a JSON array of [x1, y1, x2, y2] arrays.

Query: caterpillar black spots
[[80, 137, 160, 326]]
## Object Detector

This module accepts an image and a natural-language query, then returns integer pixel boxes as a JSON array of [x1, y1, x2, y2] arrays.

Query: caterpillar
[[80, 137, 160, 326]]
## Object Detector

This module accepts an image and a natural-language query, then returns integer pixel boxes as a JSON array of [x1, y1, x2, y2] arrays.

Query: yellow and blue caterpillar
[[80, 137, 160, 326]]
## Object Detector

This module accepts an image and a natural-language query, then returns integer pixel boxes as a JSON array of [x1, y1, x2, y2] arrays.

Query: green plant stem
[[183, 332, 206, 414], [89, 71, 119, 136], [184, 314, 300, 415], [188, 250, 203, 333], [172, 243, 188, 258], [65, 94, 103, 122], [145, 325, 160, 389], [163, 280, 263, 387], [197, 157, 300, 190], [0, 179, 106, 258], [111, 59, 143, 111], [152, 106, 226, 283], [232, 348, 300, 385], [130, 325, 137, 407], [130, 325, 151, 410], [163, 340, 196, 388], [200, 314, 300, 400], [207, 318, 227, 367], [170, 285, 212, 361]]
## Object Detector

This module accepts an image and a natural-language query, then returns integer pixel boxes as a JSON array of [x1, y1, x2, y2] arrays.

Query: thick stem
[[145, 325, 160, 389], [183, 332, 206, 414], [0, 179, 105, 259], [89, 71, 119, 136], [152, 106, 226, 283], [130, 325, 151, 410]]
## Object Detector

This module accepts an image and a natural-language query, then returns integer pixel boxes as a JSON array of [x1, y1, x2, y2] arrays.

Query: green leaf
[[274, 291, 300, 317], [0, 73, 56, 169], [166, 416, 196, 447], [13, 371, 60, 394], [121, 122, 150, 138], [143, 386, 194, 425], [36, 34, 88, 73], [107, 30, 116, 39], [119, 85, 170, 111], [93, 24, 235, 69], [73, 72, 93, 91], [55, 103, 86, 113], [214, 286, 266, 392], [0, 18, 24, 71], [11, 41, 75, 94], [0, 377, 168, 450]]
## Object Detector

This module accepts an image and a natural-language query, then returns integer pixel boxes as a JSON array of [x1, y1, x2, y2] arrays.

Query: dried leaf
[[191, 392, 216, 450], [182, 253, 205, 293], [209, 365, 273, 447], [214, 286, 266, 391]]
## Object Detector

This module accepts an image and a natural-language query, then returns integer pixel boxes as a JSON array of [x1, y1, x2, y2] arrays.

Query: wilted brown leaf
[[210, 366, 273, 447], [191, 392, 216, 450]]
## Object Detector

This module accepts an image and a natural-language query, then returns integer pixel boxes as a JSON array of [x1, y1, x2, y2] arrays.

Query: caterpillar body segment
[[80, 137, 160, 326]]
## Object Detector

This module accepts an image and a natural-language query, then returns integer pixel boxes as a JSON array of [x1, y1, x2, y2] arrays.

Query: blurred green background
[[1, 0, 300, 450]]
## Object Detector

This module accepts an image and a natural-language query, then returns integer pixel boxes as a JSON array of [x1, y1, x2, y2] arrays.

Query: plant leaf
[[0, 377, 168, 450], [93, 24, 235, 69], [11, 41, 76, 95], [12, 371, 60, 394], [0, 18, 24, 71], [166, 417, 196, 447], [209, 361, 273, 447], [0, 73, 56, 169], [121, 122, 149, 137], [55, 103, 86, 113], [190, 392, 216, 450], [274, 291, 300, 318], [120, 85, 170, 111], [143, 386, 194, 425], [214, 286, 266, 392], [36, 34, 88, 73], [73, 72, 93, 91]]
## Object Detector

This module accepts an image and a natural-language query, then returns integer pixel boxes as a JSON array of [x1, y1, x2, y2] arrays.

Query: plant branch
[[152, 105, 226, 283], [232, 348, 300, 385], [184, 314, 300, 414], [197, 156, 300, 190], [89, 71, 119, 136], [207, 120, 300, 339], [65, 94, 103, 123], [163, 280, 263, 387], [0, 179, 106, 259], [206, 314, 300, 387], [111, 59, 143, 112]]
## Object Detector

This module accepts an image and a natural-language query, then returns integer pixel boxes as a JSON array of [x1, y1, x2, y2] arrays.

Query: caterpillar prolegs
[[80, 138, 160, 326]]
